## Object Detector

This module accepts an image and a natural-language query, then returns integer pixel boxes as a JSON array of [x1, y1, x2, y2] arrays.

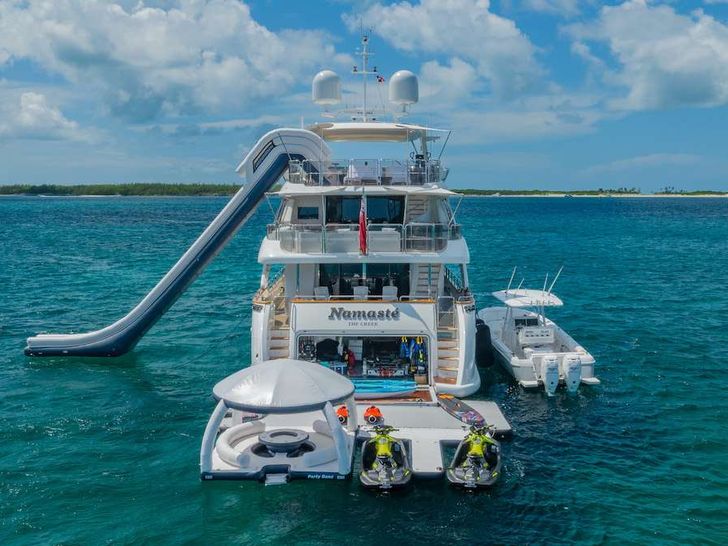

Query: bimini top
[[213, 359, 355, 414], [308, 121, 446, 142], [492, 289, 563, 308]]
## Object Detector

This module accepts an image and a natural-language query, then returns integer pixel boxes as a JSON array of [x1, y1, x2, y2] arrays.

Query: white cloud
[[523, 0, 581, 17], [0, 92, 86, 140], [348, 0, 542, 96], [566, 1, 728, 110], [419, 58, 480, 102], [583, 153, 701, 175], [440, 91, 609, 145], [0, 0, 348, 121]]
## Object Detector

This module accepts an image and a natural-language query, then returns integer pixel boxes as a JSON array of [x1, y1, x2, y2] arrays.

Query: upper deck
[[288, 158, 445, 187]]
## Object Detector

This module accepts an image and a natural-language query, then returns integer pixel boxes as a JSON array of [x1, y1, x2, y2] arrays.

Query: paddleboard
[[437, 393, 486, 426], [352, 379, 417, 399]]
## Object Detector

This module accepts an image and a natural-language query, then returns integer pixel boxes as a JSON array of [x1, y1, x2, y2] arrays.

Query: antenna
[[353, 29, 378, 122], [506, 266, 517, 295], [547, 266, 563, 295]]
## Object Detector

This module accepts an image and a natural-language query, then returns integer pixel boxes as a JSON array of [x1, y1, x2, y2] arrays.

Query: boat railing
[[404, 223, 448, 252], [288, 158, 444, 186], [266, 221, 461, 254], [254, 274, 285, 304], [437, 296, 456, 329], [290, 294, 436, 303]]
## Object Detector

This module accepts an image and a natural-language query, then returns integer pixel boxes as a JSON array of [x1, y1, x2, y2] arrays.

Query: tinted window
[[367, 196, 405, 224], [326, 197, 361, 224], [297, 206, 319, 220]]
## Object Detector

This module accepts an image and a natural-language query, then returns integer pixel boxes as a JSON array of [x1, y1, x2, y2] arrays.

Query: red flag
[[359, 196, 367, 254]]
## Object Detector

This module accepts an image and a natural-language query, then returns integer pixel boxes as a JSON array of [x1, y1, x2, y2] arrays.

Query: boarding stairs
[[433, 327, 459, 386], [412, 264, 441, 298], [267, 296, 290, 359], [405, 196, 429, 223], [268, 328, 290, 359]]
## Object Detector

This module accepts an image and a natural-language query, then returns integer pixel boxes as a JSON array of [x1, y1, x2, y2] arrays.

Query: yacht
[[26, 35, 511, 483], [253, 119, 480, 398]]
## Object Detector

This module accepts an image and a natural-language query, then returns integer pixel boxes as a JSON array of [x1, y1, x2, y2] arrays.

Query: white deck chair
[[314, 286, 330, 300], [353, 285, 369, 300], [382, 285, 398, 301]]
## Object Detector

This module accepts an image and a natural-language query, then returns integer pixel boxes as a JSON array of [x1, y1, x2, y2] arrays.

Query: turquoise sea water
[[1, 196, 727, 544]]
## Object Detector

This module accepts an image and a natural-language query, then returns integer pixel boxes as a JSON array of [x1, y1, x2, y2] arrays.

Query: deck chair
[[382, 285, 398, 301], [353, 285, 369, 300], [314, 286, 330, 300]]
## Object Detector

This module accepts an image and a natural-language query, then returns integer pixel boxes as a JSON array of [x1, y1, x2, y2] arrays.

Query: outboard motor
[[562, 355, 582, 393], [540, 356, 560, 396]]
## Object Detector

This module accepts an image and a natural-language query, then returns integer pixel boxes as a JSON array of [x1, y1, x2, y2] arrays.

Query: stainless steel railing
[[288, 158, 445, 186], [266, 221, 461, 254]]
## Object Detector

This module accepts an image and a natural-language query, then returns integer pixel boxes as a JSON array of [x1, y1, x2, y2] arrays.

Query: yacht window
[[366, 196, 405, 224], [319, 263, 361, 296], [318, 263, 409, 297], [325, 196, 361, 224], [515, 318, 539, 327], [365, 263, 410, 297], [297, 206, 319, 220]]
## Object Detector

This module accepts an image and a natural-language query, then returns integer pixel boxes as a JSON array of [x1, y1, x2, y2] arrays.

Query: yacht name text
[[328, 307, 400, 321]]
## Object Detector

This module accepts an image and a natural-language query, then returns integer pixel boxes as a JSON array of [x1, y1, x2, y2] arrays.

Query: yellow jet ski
[[359, 425, 412, 490]]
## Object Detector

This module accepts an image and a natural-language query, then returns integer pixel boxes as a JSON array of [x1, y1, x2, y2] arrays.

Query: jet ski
[[359, 425, 412, 490], [446, 425, 501, 489]]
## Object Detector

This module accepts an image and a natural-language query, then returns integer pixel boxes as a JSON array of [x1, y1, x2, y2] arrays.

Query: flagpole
[[361, 186, 367, 281]]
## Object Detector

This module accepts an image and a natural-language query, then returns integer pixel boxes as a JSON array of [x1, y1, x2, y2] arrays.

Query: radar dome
[[312, 70, 341, 106], [388, 70, 419, 106]]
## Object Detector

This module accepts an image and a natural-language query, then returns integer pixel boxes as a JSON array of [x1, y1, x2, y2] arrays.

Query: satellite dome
[[312, 70, 342, 106], [388, 70, 419, 106]]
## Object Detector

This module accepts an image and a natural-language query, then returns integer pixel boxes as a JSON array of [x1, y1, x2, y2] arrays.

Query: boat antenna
[[547, 266, 564, 295], [542, 272, 549, 295], [506, 266, 517, 295], [353, 28, 377, 122], [437, 130, 452, 161], [449, 195, 463, 226], [516, 277, 524, 290]]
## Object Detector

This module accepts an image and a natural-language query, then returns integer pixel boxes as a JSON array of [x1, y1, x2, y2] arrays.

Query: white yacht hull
[[479, 307, 599, 394], [252, 298, 481, 398]]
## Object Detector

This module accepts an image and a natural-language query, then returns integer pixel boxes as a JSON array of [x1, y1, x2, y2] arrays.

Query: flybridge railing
[[288, 158, 445, 186], [266, 221, 462, 253]]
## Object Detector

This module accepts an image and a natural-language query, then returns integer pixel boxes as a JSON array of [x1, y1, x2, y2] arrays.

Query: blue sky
[[1, 0, 727, 191]]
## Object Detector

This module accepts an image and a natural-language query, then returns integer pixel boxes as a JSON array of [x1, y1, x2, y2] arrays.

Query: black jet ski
[[359, 425, 412, 490], [446, 425, 501, 489]]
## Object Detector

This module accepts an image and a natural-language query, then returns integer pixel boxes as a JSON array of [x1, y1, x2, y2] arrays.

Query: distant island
[[453, 188, 728, 197], [0, 183, 725, 197], [0, 183, 238, 196]]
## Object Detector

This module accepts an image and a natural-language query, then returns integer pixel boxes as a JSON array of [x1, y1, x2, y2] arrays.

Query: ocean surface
[[1, 196, 727, 545]]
